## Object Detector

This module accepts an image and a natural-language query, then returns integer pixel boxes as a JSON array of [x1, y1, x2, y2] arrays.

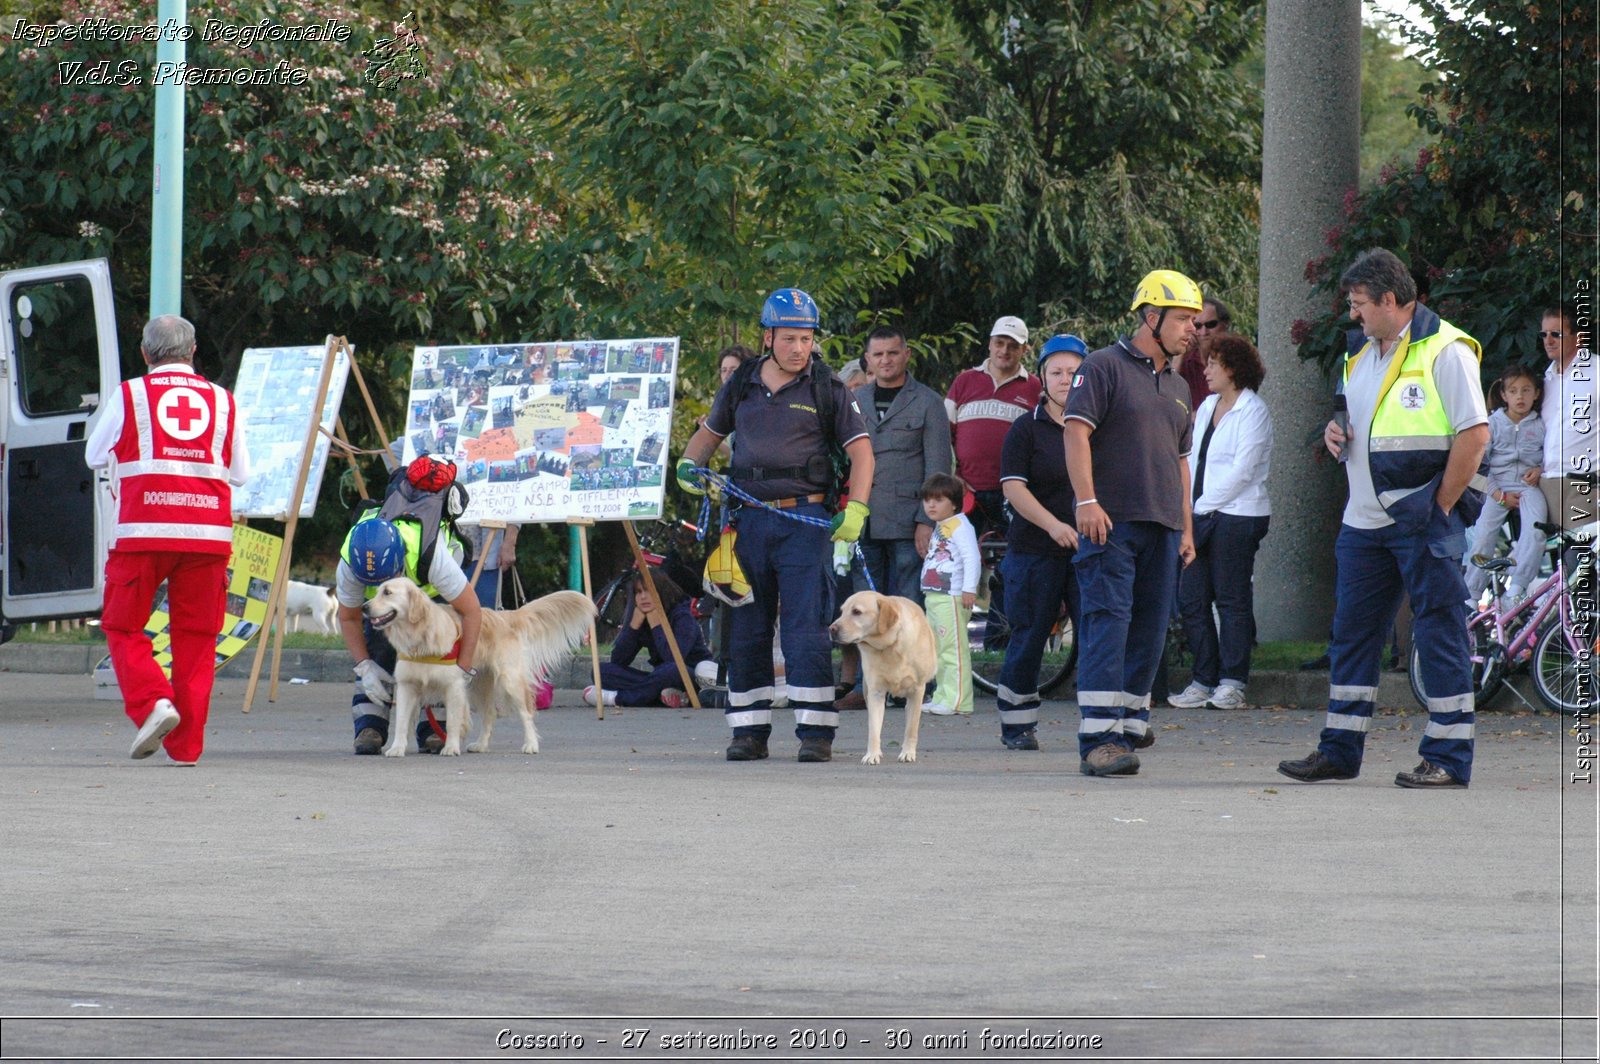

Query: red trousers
[[102, 550, 229, 763]]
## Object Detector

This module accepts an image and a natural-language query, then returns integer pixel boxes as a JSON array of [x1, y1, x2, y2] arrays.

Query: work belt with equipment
[[730, 453, 833, 486]]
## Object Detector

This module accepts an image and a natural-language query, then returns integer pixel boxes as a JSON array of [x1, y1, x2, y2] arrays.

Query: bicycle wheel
[[1407, 613, 1505, 709], [967, 566, 1077, 695], [592, 573, 630, 646], [1531, 620, 1596, 714]]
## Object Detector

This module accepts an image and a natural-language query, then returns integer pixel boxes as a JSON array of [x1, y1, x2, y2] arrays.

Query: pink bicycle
[[1408, 521, 1596, 712]]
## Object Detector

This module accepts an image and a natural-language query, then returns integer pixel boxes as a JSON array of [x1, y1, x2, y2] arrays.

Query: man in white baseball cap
[[944, 314, 1042, 647], [990, 315, 1029, 346]]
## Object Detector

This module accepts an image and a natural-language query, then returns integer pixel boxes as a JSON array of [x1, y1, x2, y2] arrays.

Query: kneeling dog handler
[[334, 455, 482, 755], [676, 288, 875, 763]]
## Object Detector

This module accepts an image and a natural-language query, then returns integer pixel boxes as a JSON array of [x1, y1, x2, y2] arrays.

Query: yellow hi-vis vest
[[339, 514, 460, 601], [1344, 307, 1481, 517]]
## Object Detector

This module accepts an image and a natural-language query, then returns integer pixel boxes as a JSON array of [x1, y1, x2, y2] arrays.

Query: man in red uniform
[[85, 315, 250, 765]]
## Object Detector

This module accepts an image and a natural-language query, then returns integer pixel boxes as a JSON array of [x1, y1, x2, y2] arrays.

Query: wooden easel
[[242, 336, 395, 712]]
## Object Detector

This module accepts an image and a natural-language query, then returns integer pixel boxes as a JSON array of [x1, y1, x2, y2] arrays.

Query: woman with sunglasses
[[1534, 304, 1596, 532]]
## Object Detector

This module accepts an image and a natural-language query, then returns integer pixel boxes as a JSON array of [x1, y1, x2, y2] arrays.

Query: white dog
[[284, 580, 338, 635], [829, 591, 939, 765], [364, 578, 595, 757]]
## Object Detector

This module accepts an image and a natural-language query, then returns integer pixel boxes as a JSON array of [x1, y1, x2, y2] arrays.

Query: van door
[[1, 259, 121, 622]]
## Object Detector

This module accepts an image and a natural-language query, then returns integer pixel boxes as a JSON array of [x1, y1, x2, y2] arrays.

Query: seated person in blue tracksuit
[[587, 568, 711, 708]]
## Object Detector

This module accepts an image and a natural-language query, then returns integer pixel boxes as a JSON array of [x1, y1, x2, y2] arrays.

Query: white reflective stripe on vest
[[1369, 435, 1452, 452], [127, 377, 155, 460], [119, 459, 230, 480], [206, 382, 230, 459], [115, 522, 232, 542], [1377, 484, 1431, 508]]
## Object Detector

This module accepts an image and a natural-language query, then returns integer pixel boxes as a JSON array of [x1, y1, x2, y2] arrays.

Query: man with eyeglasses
[[1178, 298, 1233, 413], [1278, 247, 1488, 791], [1532, 303, 1596, 532]]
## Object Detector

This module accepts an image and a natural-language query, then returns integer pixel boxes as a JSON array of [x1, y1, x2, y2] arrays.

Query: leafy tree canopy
[[1294, 0, 1596, 375], [872, 0, 1264, 384], [0, 0, 554, 387], [508, 0, 996, 404]]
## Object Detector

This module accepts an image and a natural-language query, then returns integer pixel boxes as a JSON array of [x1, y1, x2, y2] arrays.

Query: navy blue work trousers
[[1318, 515, 1475, 781], [1073, 521, 1179, 758], [726, 504, 838, 740]]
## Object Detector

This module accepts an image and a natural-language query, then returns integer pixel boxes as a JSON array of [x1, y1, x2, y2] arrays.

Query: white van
[[0, 259, 121, 641]]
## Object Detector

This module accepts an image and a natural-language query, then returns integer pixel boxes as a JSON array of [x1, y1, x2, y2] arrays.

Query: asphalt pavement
[[1, 671, 1594, 1063]]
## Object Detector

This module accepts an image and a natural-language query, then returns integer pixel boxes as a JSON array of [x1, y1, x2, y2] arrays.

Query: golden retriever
[[829, 591, 938, 765], [364, 578, 595, 757]]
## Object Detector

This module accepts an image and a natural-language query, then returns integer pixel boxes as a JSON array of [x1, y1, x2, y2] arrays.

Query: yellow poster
[[98, 525, 284, 680]]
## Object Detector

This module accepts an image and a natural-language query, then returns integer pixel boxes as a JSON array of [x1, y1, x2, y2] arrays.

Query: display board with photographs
[[95, 525, 284, 683], [232, 344, 352, 519], [400, 338, 679, 523]]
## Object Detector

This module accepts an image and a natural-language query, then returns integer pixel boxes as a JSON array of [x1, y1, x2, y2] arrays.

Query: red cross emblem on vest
[[157, 386, 211, 441]]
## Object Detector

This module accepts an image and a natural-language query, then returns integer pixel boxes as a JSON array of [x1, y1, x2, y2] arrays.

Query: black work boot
[[797, 735, 833, 762], [353, 727, 385, 755], [725, 733, 770, 761]]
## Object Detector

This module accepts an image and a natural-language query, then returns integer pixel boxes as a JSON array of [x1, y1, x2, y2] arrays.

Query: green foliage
[[876, 1, 1264, 385], [508, 0, 995, 401], [1358, 19, 1436, 186], [1294, 0, 1596, 377]]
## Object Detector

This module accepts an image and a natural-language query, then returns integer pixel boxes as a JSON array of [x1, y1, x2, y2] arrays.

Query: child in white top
[[1464, 363, 1547, 602], [918, 473, 981, 715]]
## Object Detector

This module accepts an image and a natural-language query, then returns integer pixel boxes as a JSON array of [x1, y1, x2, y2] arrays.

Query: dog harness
[[396, 636, 461, 667]]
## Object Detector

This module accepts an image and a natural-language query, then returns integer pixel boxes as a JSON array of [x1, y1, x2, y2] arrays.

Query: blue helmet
[[1038, 333, 1088, 372], [346, 518, 407, 586], [760, 288, 820, 329]]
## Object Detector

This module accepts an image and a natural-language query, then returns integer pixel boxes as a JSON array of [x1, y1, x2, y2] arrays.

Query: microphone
[[1332, 394, 1350, 463]]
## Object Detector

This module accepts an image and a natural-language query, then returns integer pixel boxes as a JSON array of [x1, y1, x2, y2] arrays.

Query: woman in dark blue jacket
[[586, 568, 711, 708]]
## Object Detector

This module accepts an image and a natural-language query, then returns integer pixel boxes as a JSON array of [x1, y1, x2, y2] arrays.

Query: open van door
[[0, 259, 121, 624]]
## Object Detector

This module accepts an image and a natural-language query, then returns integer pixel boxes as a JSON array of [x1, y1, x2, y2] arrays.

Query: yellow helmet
[[1129, 270, 1204, 313], [703, 528, 753, 607]]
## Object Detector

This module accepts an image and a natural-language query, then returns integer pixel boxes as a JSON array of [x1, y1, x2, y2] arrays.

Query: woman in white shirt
[[1168, 336, 1274, 711], [1534, 304, 1596, 533]]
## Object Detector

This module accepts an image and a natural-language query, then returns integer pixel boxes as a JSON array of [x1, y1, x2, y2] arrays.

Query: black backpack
[[725, 352, 850, 508], [352, 464, 472, 580]]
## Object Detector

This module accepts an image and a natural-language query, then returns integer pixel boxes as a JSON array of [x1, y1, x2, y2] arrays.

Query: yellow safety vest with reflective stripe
[[1344, 308, 1481, 515], [339, 514, 459, 600]]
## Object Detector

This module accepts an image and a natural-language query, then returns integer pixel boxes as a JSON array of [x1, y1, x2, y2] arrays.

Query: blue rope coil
[[689, 466, 876, 592]]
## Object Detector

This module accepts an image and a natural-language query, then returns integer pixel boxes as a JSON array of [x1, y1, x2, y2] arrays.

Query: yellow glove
[[675, 458, 704, 496], [829, 500, 869, 543]]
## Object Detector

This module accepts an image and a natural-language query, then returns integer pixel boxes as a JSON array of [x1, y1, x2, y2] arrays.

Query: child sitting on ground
[[586, 567, 711, 708], [918, 473, 981, 716], [1463, 363, 1546, 605]]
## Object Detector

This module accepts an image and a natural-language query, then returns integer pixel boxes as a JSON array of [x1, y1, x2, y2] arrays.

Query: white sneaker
[[1205, 684, 1248, 710], [130, 699, 180, 759], [921, 701, 955, 716], [693, 659, 720, 687], [582, 685, 617, 708], [1167, 681, 1213, 709]]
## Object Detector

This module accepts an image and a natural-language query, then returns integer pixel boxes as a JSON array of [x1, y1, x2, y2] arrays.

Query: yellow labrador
[[365, 578, 594, 757], [829, 591, 938, 764]]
